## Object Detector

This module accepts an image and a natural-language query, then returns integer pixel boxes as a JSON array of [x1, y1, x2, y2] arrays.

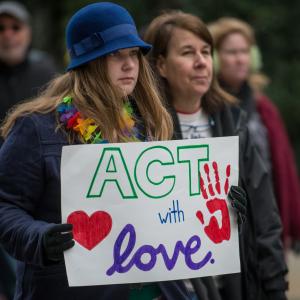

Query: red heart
[[67, 210, 112, 250]]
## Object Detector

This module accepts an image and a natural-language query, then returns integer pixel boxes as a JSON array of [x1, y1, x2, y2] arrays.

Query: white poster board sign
[[61, 137, 240, 286]]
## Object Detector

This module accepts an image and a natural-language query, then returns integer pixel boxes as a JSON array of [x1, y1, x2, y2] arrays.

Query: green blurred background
[[22, 0, 300, 171]]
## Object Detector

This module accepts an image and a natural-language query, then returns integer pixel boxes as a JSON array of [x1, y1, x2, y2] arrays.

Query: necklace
[[57, 96, 141, 144]]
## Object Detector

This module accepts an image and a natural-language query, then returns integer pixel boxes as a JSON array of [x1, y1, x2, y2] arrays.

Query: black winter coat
[[168, 103, 288, 300], [0, 49, 58, 122]]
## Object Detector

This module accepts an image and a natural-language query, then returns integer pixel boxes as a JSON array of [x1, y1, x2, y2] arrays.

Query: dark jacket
[[0, 112, 190, 300], [0, 49, 58, 122], [168, 103, 288, 300], [220, 81, 272, 172], [222, 81, 300, 247]]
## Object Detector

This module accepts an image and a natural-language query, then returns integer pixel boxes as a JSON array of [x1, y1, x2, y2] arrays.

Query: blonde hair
[[1, 54, 173, 142], [144, 11, 236, 114], [249, 72, 270, 94], [208, 17, 255, 50]]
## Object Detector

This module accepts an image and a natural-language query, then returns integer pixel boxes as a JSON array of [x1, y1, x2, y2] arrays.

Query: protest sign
[[61, 137, 239, 286]]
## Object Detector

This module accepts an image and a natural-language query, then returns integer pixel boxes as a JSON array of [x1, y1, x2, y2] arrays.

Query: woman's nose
[[122, 56, 135, 70], [194, 53, 206, 68]]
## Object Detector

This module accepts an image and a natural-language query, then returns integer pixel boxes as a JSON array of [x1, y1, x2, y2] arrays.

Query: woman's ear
[[156, 55, 167, 78]]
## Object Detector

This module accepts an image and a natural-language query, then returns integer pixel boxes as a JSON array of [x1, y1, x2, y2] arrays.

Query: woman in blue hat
[[0, 3, 188, 300]]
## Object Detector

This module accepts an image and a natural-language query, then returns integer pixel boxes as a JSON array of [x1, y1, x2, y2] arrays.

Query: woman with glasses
[[208, 17, 300, 252]]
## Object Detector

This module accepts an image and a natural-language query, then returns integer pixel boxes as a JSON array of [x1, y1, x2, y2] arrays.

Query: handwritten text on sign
[[61, 137, 240, 286]]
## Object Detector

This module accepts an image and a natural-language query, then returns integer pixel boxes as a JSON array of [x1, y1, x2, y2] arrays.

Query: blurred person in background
[[208, 17, 300, 252], [144, 10, 288, 300], [0, 1, 58, 299], [0, 1, 58, 124]]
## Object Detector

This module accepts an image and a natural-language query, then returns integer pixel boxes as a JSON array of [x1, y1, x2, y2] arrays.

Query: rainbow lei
[[57, 96, 140, 144]]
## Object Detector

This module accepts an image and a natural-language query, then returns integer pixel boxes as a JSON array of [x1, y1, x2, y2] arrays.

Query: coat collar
[[169, 101, 244, 140]]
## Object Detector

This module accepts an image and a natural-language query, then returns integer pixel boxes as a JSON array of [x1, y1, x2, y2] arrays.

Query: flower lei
[[57, 96, 141, 144]]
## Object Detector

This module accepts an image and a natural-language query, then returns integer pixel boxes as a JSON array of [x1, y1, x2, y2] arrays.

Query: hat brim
[[67, 34, 151, 71]]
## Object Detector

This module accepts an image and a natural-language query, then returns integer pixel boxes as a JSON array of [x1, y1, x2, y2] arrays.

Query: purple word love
[[106, 224, 213, 276]]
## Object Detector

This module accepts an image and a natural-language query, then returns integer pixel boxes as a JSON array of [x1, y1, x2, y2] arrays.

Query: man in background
[[0, 2, 58, 299], [0, 1, 58, 123]]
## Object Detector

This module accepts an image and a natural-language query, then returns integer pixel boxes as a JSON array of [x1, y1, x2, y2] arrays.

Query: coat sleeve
[[0, 116, 53, 266], [239, 126, 288, 296]]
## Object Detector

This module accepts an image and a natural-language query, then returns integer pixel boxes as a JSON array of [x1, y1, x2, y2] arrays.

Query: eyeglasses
[[0, 24, 22, 33]]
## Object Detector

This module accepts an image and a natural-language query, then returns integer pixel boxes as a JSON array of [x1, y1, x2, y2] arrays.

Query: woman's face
[[157, 27, 213, 101], [106, 47, 140, 96], [218, 32, 251, 87]]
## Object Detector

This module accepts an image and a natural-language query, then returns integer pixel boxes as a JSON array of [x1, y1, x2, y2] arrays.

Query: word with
[[158, 200, 185, 224], [106, 223, 213, 276], [87, 145, 209, 199]]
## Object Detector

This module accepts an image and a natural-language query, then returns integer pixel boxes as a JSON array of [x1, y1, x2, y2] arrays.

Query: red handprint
[[196, 161, 231, 244]]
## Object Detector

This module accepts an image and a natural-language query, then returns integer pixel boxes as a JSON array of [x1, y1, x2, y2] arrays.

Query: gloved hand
[[42, 223, 74, 263], [228, 185, 247, 230]]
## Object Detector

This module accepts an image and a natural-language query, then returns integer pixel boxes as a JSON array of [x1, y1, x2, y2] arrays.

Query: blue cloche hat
[[66, 2, 151, 70]]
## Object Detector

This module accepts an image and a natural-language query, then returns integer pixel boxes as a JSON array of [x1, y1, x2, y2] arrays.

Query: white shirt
[[177, 108, 212, 139]]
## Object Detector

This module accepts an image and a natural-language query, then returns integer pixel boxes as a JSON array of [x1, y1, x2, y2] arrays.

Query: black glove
[[228, 185, 247, 230], [42, 223, 75, 263]]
